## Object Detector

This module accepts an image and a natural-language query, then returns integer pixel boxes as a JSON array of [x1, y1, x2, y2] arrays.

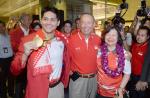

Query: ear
[[147, 35, 150, 40], [57, 20, 60, 26]]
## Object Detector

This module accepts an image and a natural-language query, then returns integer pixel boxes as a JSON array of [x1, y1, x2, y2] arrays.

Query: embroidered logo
[[138, 52, 143, 56]]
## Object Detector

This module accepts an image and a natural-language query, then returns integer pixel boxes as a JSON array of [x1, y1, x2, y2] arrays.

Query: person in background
[[9, 13, 32, 98], [124, 26, 132, 48], [136, 38, 150, 98], [0, 20, 14, 98], [67, 13, 101, 98], [10, 7, 68, 98], [104, 19, 113, 30], [32, 15, 40, 24], [30, 22, 42, 32], [127, 26, 150, 98], [10, 13, 32, 53], [142, 17, 150, 29], [129, 16, 150, 42], [135, 18, 150, 98], [75, 17, 80, 29], [96, 26, 131, 98], [71, 17, 80, 34], [62, 20, 72, 37]]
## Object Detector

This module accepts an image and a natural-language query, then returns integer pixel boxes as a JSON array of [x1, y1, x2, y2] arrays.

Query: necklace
[[101, 43, 125, 77]]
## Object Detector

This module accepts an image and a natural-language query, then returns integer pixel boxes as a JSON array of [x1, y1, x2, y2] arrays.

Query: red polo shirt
[[68, 31, 101, 74], [131, 42, 148, 76]]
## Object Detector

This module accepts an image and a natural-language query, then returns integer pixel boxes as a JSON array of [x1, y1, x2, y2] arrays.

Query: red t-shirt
[[131, 42, 148, 75]]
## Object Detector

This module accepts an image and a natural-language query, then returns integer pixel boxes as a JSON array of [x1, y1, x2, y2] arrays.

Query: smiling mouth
[[108, 40, 114, 42]]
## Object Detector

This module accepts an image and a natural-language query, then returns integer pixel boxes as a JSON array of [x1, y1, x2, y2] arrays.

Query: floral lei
[[101, 43, 125, 77]]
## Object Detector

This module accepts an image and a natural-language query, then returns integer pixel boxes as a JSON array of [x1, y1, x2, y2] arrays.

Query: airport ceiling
[[0, 0, 39, 17], [0, 0, 122, 17], [0, 0, 149, 17]]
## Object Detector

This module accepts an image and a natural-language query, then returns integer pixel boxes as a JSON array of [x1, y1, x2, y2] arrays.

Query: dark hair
[[141, 18, 150, 25], [137, 26, 150, 37], [41, 7, 60, 20], [75, 17, 80, 22], [31, 22, 42, 29], [63, 20, 72, 27], [0, 20, 5, 26], [102, 25, 123, 45], [32, 15, 39, 21]]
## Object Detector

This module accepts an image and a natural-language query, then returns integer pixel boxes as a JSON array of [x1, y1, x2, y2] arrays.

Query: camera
[[137, 0, 147, 17], [112, 13, 125, 26], [112, 0, 127, 29], [120, 0, 128, 10]]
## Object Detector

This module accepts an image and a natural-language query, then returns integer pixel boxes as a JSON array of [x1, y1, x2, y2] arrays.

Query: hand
[[69, 71, 73, 75], [124, 51, 132, 60], [117, 88, 123, 98], [136, 81, 148, 91], [137, 16, 145, 22], [120, 31, 126, 41], [24, 35, 43, 56]]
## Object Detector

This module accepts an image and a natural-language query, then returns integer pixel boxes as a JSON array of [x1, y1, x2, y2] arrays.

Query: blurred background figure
[[31, 15, 40, 24], [75, 17, 80, 29], [0, 20, 14, 98], [9, 13, 32, 98], [62, 20, 72, 37], [30, 22, 42, 32], [30, 15, 41, 33], [124, 25, 132, 48], [142, 17, 150, 29], [71, 17, 80, 34]]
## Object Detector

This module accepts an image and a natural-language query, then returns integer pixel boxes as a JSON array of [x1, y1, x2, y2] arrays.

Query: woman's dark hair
[[101, 25, 123, 45], [41, 7, 60, 20], [63, 20, 72, 27], [31, 22, 42, 29]]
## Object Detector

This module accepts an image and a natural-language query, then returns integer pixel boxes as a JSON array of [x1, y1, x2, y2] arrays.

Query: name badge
[[3, 47, 8, 53]]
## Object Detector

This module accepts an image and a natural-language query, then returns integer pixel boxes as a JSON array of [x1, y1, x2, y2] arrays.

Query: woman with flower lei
[[96, 26, 131, 98]]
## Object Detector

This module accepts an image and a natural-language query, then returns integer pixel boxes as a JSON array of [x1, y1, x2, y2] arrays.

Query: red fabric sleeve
[[9, 30, 19, 53], [10, 39, 26, 76], [61, 45, 71, 88]]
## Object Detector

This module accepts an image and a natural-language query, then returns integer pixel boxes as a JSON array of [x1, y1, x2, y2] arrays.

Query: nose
[[45, 20, 53, 25]]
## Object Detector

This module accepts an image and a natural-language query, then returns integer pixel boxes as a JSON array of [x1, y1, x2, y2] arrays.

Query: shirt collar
[[19, 24, 29, 36]]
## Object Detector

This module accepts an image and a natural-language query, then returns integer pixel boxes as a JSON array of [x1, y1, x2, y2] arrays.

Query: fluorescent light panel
[[3, 0, 39, 16]]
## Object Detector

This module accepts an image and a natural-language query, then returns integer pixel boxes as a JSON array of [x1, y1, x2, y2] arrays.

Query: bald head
[[79, 13, 95, 38]]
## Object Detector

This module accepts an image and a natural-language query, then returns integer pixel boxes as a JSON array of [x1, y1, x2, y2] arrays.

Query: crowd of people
[[0, 6, 150, 98]]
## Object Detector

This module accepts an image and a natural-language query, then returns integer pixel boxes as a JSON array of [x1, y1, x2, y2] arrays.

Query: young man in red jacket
[[11, 7, 68, 98]]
